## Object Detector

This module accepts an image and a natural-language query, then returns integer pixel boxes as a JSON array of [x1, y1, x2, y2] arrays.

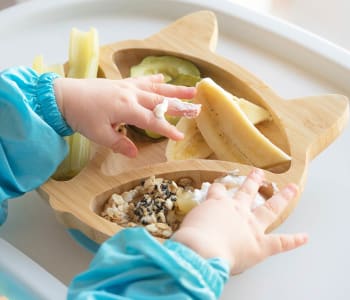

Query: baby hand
[[172, 168, 308, 275], [54, 74, 198, 157]]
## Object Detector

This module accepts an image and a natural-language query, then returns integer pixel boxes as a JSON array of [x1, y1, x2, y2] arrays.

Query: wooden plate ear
[[283, 94, 349, 162], [147, 10, 218, 52]]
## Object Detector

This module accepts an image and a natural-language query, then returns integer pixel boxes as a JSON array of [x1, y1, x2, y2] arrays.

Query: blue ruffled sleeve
[[0, 66, 73, 224], [68, 228, 230, 300]]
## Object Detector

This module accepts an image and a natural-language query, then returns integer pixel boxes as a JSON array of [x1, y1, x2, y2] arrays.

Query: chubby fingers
[[234, 168, 265, 207], [254, 183, 298, 228], [111, 135, 138, 157], [88, 124, 138, 158], [138, 92, 201, 118], [146, 83, 196, 100], [131, 74, 198, 116], [127, 105, 185, 141], [206, 182, 229, 201], [128, 95, 200, 140], [266, 233, 308, 256], [130, 73, 197, 100], [254, 182, 308, 255]]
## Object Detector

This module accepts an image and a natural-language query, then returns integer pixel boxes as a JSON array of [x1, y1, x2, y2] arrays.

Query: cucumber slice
[[144, 129, 163, 139], [130, 56, 200, 82], [169, 74, 201, 86]]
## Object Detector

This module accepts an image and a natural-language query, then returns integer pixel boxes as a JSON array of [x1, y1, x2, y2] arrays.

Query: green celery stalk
[[67, 27, 99, 78], [33, 27, 99, 180], [32, 55, 65, 77], [55, 27, 99, 180]]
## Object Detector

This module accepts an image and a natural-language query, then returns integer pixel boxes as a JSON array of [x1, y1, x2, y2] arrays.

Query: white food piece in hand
[[153, 97, 202, 120], [153, 98, 169, 120], [166, 97, 201, 118]]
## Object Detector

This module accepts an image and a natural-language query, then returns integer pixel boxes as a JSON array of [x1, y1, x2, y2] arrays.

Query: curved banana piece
[[166, 117, 212, 160], [194, 78, 291, 168], [235, 94, 271, 124], [166, 80, 273, 162]]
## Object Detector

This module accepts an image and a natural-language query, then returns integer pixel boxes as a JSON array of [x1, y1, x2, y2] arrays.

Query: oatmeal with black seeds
[[100, 170, 276, 239], [100, 176, 194, 238]]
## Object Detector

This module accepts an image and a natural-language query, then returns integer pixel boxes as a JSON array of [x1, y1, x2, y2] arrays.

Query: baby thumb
[[112, 136, 138, 158], [102, 125, 138, 158]]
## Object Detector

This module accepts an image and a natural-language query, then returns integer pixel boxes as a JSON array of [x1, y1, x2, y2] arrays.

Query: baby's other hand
[[54, 74, 198, 157], [172, 168, 308, 275]]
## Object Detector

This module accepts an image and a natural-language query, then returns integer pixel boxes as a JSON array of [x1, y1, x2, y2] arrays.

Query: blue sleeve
[[0, 66, 74, 224], [68, 228, 230, 300]]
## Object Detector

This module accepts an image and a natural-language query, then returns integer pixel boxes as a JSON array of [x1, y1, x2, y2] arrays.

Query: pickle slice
[[130, 56, 200, 82]]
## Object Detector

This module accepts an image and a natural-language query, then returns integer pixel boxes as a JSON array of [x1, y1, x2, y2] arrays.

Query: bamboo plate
[[40, 11, 349, 244]]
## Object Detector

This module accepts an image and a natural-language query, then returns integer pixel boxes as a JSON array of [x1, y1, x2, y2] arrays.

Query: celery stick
[[32, 55, 65, 77], [68, 27, 99, 78], [51, 136, 74, 180], [46, 64, 65, 77], [33, 28, 99, 180], [69, 133, 91, 175], [54, 27, 99, 180], [32, 55, 46, 74]]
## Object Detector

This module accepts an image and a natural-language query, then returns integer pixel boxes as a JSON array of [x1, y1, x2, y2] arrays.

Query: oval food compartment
[[93, 166, 279, 240], [93, 167, 229, 240]]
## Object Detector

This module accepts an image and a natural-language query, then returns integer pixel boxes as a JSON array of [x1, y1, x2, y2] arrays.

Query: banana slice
[[193, 78, 291, 168], [234, 95, 271, 124], [166, 117, 212, 160], [166, 80, 274, 162]]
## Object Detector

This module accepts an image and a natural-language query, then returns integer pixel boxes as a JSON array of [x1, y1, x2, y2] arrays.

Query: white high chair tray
[[0, 238, 67, 300], [0, 1, 349, 300]]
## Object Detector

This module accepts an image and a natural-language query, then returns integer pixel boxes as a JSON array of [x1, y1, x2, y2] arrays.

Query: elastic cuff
[[36, 72, 74, 136], [165, 239, 230, 299]]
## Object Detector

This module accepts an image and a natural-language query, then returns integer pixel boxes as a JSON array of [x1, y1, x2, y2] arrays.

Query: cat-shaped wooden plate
[[40, 11, 348, 244]]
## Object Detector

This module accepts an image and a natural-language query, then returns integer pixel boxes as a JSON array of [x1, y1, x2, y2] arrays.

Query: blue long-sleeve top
[[0, 66, 72, 224], [0, 66, 229, 299]]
